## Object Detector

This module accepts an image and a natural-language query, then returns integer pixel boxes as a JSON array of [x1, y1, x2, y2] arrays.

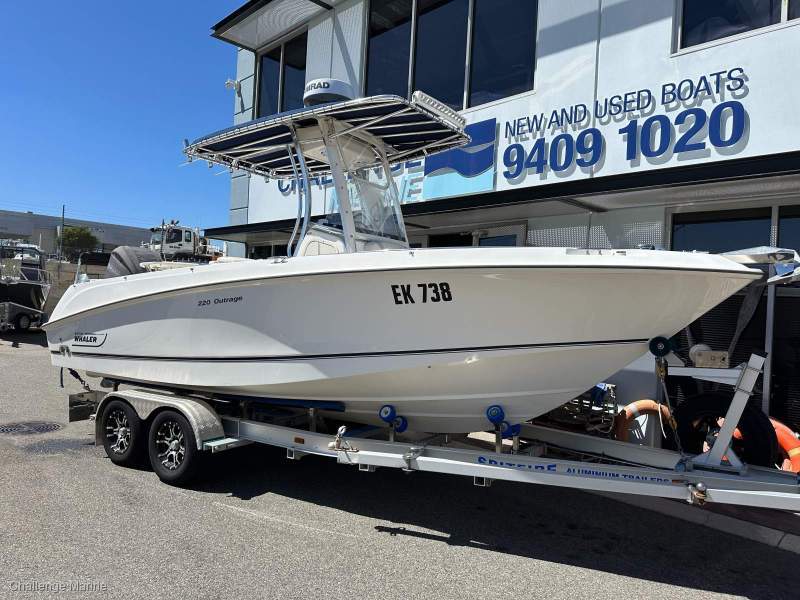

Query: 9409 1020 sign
[[502, 100, 747, 180]]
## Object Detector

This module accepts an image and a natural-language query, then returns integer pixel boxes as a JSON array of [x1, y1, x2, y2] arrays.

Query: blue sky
[[0, 1, 245, 230]]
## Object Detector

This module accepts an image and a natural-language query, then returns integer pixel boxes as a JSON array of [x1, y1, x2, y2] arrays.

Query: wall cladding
[[306, 0, 365, 91], [230, 48, 256, 226], [526, 206, 666, 249]]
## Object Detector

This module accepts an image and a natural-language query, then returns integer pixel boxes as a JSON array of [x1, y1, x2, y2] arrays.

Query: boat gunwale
[[42, 263, 760, 331]]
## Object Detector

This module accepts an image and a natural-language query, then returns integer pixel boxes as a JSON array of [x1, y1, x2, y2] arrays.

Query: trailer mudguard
[[94, 389, 224, 449]]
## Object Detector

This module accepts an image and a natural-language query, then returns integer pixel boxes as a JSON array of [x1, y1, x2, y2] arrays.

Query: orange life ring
[[770, 418, 800, 473], [615, 399, 672, 442], [616, 402, 800, 472]]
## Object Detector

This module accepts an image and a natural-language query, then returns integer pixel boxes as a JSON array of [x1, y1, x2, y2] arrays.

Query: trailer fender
[[94, 390, 224, 450]]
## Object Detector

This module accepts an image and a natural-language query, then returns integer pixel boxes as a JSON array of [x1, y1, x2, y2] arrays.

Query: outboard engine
[[105, 246, 160, 278]]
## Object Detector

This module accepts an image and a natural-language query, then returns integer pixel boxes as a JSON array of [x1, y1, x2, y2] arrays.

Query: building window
[[365, 0, 413, 97], [671, 209, 771, 253], [680, 0, 783, 49], [791, 0, 800, 19], [778, 206, 800, 251], [257, 33, 308, 117], [281, 33, 308, 112], [258, 48, 281, 117], [413, 0, 469, 110], [366, 0, 537, 110], [469, 0, 537, 108]]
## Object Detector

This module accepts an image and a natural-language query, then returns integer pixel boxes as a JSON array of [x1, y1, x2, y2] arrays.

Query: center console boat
[[44, 88, 761, 433]]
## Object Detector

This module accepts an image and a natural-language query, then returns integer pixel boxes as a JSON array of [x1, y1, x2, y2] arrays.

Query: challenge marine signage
[[271, 66, 751, 210]]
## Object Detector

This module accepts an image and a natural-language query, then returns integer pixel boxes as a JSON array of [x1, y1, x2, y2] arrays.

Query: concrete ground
[[0, 331, 796, 600]]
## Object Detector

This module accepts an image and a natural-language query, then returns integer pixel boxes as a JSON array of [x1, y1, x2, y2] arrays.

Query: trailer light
[[294, 436, 305, 444]]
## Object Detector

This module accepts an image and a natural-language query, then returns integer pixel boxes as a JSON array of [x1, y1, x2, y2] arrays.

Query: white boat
[[44, 89, 761, 433]]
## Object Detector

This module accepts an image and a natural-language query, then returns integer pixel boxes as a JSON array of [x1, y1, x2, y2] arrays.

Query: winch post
[[692, 353, 765, 468]]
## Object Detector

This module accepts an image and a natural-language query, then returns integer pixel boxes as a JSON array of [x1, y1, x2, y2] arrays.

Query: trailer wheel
[[14, 314, 31, 331], [148, 410, 200, 485], [673, 392, 778, 467], [100, 400, 144, 467]]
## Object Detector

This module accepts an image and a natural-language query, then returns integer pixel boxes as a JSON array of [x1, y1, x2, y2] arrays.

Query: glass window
[[791, 0, 800, 20], [469, 0, 536, 108], [366, 0, 413, 97], [184, 231, 192, 243], [281, 33, 307, 112], [413, 0, 469, 110], [778, 206, 800, 251], [681, 0, 781, 48], [166, 228, 182, 244], [258, 47, 281, 117], [671, 209, 771, 253], [479, 234, 517, 247], [365, 0, 537, 108]]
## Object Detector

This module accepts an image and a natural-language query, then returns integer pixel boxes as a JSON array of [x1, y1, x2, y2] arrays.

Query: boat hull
[[45, 248, 759, 432]]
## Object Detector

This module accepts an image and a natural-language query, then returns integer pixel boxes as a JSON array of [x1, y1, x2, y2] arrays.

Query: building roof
[[212, 0, 343, 51]]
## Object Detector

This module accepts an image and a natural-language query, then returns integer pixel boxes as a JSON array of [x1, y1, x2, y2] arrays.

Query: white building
[[204, 0, 800, 431]]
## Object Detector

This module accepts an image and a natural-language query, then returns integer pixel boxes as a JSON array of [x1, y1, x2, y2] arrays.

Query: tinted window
[[681, 0, 781, 48], [166, 229, 182, 244], [469, 0, 536, 107], [428, 232, 473, 247], [258, 47, 281, 117], [778, 206, 800, 251], [791, 0, 800, 19], [366, 0, 413, 97], [479, 234, 517, 247], [672, 210, 771, 253], [414, 0, 469, 109], [281, 33, 307, 111]]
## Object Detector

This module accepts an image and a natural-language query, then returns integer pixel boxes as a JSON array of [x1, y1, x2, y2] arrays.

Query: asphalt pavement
[[0, 331, 796, 599]]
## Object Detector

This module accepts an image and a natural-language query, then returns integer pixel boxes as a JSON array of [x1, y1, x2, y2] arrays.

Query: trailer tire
[[673, 392, 778, 467], [100, 400, 144, 467], [148, 410, 200, 486], [14, 314, 31, 331]]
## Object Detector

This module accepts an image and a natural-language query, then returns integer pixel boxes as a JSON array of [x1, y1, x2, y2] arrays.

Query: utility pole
[[59, 204, 65, 260], [58, 203, 65, 282]]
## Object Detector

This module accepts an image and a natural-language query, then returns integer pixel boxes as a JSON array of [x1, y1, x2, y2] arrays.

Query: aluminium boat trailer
[[64, 350, 800, 512]]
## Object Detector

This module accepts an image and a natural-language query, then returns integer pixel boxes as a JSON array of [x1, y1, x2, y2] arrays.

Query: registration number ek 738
[[390, 283, 453, 305]]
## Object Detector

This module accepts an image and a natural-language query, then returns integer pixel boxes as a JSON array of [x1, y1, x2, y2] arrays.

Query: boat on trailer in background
[[0, 241, 51, 332], [45, 82, 800, 514]]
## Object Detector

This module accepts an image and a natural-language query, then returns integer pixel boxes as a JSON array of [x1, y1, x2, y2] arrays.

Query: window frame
[[364, 0, 539, 111], [670, 207, 773, 253], [673, 0, 799, 54], [254, 28, 308, 119]]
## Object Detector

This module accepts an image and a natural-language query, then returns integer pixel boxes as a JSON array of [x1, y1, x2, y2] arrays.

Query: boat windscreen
[[345, 168, 406, 242]]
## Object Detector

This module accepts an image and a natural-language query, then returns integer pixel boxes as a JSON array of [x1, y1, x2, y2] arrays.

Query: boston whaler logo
[[72, 332, 107, 347]]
